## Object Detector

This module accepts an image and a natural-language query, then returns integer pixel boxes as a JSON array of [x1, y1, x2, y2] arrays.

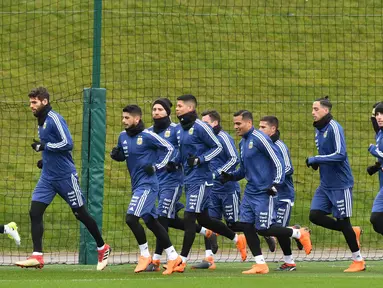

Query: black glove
[[37, 160, 43, 169], [306, 157, 319, 171], [31, 139, 45, 152], [305, 157, 310, 167], [166, 162, 179, 173], [267, 185, 278, 196], [367, 162, 381, 176], [187, 155, 200, 167], [110, 146, 125, 162], [143, 164, 156, 176], [312, 163, 319, 170], [220, 171, 234, 184]]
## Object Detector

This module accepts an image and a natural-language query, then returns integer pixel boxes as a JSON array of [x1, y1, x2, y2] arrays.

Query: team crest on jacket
[[137, 136, 143, 145], [249, 141, 253, 149], [165, 130, 171, 138], [43, 122, 47, 129], [324, 130, 328, 138], [188, 128, 194, 135]]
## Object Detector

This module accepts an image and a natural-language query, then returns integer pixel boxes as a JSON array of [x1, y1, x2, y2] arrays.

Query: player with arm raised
[[171, 95, 247, 272], [221, 110, 311, 274], [110, 104, 181, 275], [16, 87, 111, 270], [306, 96, 364, 272]]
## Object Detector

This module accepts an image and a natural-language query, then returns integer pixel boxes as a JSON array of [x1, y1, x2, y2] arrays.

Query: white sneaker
[[97, 244, 111, 271], [6, 222, 20, 246], [15, 255, 44, 269]]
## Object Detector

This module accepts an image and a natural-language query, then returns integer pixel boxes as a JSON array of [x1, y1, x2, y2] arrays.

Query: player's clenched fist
[[110, 146, 125, 162], [31, 139, 45, 152]]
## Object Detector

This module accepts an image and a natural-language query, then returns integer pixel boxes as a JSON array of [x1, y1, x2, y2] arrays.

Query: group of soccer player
[[10, 86, 383, 274]]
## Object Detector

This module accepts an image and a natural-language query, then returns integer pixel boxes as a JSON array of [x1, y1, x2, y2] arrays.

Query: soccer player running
[[145, 98, 213, 271], [190, 109, 243, 269], [172, 95, 247, 272], [367, 102, 383, 186], [367, 103, 383, 240], [258, 116, 301, 271], [0, 222, 20, 246], [221, 110, 312, 274], [306, 96, 364, 272], [16, 87, 111, 270], [110, 104, 181, 275]]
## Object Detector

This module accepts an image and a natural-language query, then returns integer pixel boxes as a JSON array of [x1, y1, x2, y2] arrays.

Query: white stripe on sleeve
[[196, 119, 222, 162], [315, 120, 342, 159], [46, 111, 68, 149], [253, 131, 283, 183], [144, 130, 174, 170], [217, 131, 238, 173], [276, 140, 292, 174]]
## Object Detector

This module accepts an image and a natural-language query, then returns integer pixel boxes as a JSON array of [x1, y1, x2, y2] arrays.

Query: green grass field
[[0, 0, 383, 262], [1, 262, 383, 288]]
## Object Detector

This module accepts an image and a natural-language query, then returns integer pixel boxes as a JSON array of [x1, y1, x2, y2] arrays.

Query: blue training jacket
[[175, 119, 222, 185], [307, 119, 354, 189], [148, 123, 183, 188], [209, 129, 241, 194], [232, 127, 285, 194], [38, 110, 77, 180], [368, 129, 383, 189], [369, 118, 383, 188], [117, 129, 174, 191], [274, 139, 295, 203]]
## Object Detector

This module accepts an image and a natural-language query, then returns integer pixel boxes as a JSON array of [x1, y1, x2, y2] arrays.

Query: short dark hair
[[177, 94, 197, 107], [315, 95, 332, 111], [28, 87, 50, 102], [123, 104, 142, 117], [233, 110, 253, 121], [260, 115, 279, 129], [201, 110, 221, 124]]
